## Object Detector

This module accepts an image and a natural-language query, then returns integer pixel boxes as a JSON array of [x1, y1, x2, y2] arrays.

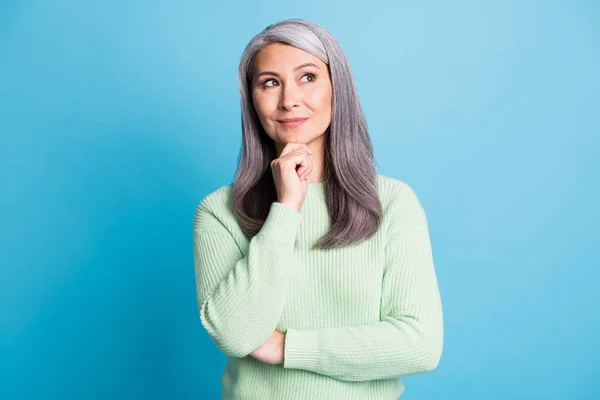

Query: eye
[[260, 73, 316, 88], [262, 78, 278, 88], [301, 73, 316, 82]]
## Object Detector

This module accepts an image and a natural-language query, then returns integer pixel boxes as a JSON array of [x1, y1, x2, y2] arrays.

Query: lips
[[278, 118, 308, 128], [278, 118, 307, 123]]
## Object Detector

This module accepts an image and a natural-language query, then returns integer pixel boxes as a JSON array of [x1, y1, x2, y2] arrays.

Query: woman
[[193, 18, 443, 400]]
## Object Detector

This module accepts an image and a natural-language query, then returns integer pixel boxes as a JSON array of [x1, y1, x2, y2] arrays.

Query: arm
[[283, 185, 444, 381], [193, 199, 302, 358]]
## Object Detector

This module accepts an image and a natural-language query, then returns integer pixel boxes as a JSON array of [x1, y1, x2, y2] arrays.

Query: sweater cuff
[[258, 202, 303, 244], [283, 329, 320, 371]]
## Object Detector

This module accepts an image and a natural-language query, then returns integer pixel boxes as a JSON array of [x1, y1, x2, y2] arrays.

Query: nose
[[279, 81, 301, 110]]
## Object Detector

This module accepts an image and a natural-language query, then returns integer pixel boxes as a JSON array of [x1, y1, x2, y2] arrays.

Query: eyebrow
[[254, 62, 320, 80]]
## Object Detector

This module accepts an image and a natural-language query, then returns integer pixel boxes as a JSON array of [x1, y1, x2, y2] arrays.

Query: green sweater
[[193, 173, 444, 400]]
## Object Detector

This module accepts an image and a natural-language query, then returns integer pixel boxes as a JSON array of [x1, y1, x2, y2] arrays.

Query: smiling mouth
[[279, 118, 308, 127]]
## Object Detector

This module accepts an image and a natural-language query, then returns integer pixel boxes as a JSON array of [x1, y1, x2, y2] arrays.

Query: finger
[[280, 142, 307, 158], [287, 151, 310, 171], [296, 166, 307, 176], [280, 149, 310, 164], [272, 149, 307, 168]]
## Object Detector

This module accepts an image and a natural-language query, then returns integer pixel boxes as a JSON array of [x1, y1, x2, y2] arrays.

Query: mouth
[[278, 118, 308, 128]]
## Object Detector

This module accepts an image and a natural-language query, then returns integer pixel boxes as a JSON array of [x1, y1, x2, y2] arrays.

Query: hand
[[248, 329, 286, 365], [271, 142, 313, 212]]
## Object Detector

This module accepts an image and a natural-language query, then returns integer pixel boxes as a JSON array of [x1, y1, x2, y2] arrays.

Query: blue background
[[1, 1, 599, 399]]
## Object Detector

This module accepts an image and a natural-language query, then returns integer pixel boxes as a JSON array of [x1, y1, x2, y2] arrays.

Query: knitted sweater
[[192, 173, 444, 400]]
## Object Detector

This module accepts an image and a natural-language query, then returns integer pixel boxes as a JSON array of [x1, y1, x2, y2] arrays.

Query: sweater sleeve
[[282, 185, 444, 381], [193, 199, 302, 358]]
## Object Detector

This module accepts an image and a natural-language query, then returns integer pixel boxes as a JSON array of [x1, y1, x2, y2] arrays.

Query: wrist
[[278, 200, 300, 212]]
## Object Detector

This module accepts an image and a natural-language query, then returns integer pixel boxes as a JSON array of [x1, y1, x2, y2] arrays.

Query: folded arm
[[283, 184, 444, 381], [193, 199, 302, 358]]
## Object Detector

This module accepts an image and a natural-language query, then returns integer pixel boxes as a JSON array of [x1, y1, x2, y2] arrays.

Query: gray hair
[[231, 18, 381, 249]]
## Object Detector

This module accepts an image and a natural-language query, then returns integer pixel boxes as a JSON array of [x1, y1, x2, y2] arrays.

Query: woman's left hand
[[248, 329, 286, 365]]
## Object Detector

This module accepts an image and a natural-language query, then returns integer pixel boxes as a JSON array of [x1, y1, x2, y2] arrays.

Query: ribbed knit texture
[[192, 173, 444, 400]]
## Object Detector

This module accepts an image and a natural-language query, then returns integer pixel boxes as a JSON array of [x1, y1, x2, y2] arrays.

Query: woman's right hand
[[271, 142, 313, 212]]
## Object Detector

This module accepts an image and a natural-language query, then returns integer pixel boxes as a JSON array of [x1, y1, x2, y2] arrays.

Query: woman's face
[[251, 42, 332, 153]]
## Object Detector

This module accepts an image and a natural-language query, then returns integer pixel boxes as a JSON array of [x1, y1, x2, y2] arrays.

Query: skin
[[252, 41, 332, 184], [248, 42, 333, 364]]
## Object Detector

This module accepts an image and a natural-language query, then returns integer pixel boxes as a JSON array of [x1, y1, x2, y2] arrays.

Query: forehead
[[253, 42, 325, 71]]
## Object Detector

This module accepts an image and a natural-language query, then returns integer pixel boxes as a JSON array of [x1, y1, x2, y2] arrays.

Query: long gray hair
[[231, 18, 381, 249]]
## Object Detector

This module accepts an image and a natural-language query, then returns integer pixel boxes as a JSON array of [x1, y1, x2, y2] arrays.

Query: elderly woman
[[193, 18, 443, 400]]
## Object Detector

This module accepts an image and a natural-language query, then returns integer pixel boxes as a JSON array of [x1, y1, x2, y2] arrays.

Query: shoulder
[[376, 173, 428, 234], [376, 173, 422, 209], [196, 183, 233, 211], [193, 183, 236, 232]]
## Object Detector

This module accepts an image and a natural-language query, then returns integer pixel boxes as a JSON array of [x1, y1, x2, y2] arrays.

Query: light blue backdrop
[[1, 1, 598, 399]]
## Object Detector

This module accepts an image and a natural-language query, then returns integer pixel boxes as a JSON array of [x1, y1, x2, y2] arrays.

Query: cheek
[[254, 96, 278, 120], [310, 87, 332, 114], [252, 97, 268, 120]]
